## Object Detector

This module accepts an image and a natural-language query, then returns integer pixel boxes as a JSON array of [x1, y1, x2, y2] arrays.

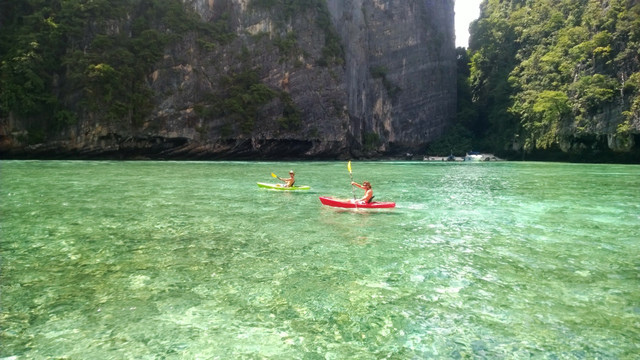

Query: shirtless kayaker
[[278, 171, 295, 187], [351, 181, 373, 203]]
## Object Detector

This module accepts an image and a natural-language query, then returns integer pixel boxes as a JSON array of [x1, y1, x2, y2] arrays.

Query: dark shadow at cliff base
[[2, 147, 638, 163], [0, 137, 343, 161], [2, 139, 638, 163]]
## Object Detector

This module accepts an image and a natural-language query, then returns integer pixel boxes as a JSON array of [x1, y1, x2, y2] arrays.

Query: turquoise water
[[1, 160, 639, 359]]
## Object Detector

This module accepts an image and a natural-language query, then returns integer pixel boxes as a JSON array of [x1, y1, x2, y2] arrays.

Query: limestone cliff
[[0, 0, 456, 159]]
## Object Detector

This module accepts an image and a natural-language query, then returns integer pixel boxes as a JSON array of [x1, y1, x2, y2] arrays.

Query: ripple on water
[[1, 161, 639, 358]]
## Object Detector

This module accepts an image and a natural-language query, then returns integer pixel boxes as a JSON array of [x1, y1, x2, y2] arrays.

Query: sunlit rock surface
[[0, 0, 456, 159]]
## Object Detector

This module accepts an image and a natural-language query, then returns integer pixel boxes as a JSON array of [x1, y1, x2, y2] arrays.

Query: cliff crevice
[[0, 0, 456, 159]]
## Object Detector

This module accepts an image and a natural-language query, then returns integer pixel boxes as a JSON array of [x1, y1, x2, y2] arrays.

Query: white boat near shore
[[464, 152, 502, 161], [464, 152, 483, 161], [423, 152, 503, 162]]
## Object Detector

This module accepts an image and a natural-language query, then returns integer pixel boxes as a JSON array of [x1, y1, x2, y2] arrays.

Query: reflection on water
[[1, 160, 639, 358]]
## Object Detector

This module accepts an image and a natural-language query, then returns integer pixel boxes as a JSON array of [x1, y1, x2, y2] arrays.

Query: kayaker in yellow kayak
[[351, 181, 373, 203], [278, 170, 296, 187]]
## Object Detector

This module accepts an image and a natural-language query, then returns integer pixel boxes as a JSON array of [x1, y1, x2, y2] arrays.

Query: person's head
[[289, 170, 295, 176], [363, 181, 371, 188]]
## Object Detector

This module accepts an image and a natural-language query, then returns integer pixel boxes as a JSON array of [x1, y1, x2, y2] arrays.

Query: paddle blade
[[347, 161, 352, 174], [271, 172, 277, 178]]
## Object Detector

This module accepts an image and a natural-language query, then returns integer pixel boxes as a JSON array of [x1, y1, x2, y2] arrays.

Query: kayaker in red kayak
[[351, 181, 373, 203], [278, 170, 296, 187]]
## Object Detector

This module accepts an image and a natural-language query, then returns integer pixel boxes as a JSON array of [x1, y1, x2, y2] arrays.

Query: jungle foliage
[[0, 0, 232, 140], [194, 68, 302, 134], [465, 0, 640, 157]]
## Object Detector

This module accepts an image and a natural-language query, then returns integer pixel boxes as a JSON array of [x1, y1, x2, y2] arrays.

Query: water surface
[[1, 161, 639, 358]]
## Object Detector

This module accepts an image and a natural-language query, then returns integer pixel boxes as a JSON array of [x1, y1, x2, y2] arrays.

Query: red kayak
[[319, 196, 396, 209]]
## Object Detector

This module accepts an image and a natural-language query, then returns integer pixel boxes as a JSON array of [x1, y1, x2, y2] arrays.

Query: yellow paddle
[[348, 161, 357, 203], [271, 172, 285, 187]]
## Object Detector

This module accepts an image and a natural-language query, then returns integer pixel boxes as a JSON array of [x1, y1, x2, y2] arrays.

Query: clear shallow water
[[1, 160, 639, 359]]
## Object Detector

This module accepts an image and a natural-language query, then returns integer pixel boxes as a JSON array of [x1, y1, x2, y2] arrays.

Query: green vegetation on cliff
[[249, 0, 344, 66], [1, 0, 337, 147], [194, 68, 302, 135], [0, 0, 232, 142], [464, 0, 640, 160]]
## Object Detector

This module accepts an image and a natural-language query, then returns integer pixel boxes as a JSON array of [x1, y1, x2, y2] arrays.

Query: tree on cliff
[[0, 0, 231, 143], [468, 0, 640, 160]]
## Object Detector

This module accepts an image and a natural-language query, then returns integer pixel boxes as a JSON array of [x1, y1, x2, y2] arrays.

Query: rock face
[[327, 0, 456, 155], [0, 0, 456, 159]]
